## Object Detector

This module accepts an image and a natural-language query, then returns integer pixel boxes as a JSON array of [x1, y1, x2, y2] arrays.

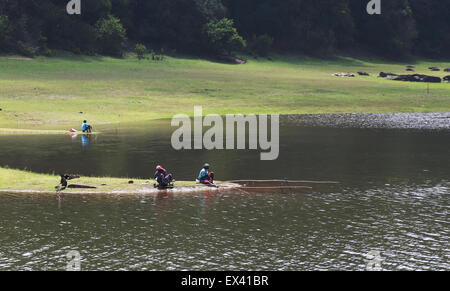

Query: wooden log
[[67, 184, 97, 189], [229, 180, 338, 187]]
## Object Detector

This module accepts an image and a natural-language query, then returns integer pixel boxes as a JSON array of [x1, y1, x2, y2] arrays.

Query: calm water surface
[[0, 113, 448, 270]]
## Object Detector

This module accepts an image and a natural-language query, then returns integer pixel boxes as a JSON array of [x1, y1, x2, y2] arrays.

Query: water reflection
[[0, 114, 448, 184], [81, 135, 90, 148], [68, 133, 92, 148], [0, 113, 448, 270], [0, 181, 448, 270]]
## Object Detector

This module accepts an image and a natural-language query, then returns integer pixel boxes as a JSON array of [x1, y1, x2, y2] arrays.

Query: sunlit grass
[[0, 167, 200, 193], [0, 54, 449, 129]]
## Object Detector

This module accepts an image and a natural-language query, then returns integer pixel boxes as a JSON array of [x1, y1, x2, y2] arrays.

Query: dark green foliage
[[0, 0, 447, 59], [16, 41, 35, 58], [150, 49, 165, 61], [204, 18, 246, 55], [249, 34, 274, 57], [0, 15, 12, 51], [38, 35, 52, 56], [95, 15, 127, 57], [409, 0, 450, 58], [226, 0, 355, 55], [350, 0, 417, 58], [135, 43, 147, 60]]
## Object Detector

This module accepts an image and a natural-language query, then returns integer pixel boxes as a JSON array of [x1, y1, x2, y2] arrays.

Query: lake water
[[0, 113, 448, 270]]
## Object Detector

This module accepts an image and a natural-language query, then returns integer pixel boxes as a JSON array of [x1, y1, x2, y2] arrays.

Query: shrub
[[95, 15, 127, 57], [250, 34, 274, 57], [0, 15, 12, 51], [135, 43, 147, 60], [38, 35, 52, 57], [150, 49, 165, 61], [16, 41, 35, 58], [204, 18, 246, 56]]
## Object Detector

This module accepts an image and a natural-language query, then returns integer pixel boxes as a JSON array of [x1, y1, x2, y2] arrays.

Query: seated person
[[197, 163, 215, 185], [154, 165, 174, 187], [81, 120, 92, 133], [59, 174, 68, 190]]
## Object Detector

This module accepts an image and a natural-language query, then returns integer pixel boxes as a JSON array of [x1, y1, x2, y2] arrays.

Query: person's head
[[156, 165, 163, 171], [203, 163, 210, 170], [83, 120, 87, 124]]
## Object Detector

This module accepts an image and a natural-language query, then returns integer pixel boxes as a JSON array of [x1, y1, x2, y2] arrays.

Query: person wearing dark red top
[[154, 165, 174, 187]]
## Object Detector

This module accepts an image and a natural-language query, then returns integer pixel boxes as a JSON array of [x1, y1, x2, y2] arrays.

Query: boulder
[[390, 74, 441, 83], [444, 75, 450, 82], [332, 73, 355, 77], [406, 65, 416, 69], [444, 67, 450, 72], [358, 72, 370, 76], [406, 68, 414, 71], [379, 72, 398, 78], [422, 75, 442, 83], [429, 67, 440, 71]]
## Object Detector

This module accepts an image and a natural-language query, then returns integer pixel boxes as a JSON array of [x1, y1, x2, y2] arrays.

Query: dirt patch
[[2, 57, 34, 61]]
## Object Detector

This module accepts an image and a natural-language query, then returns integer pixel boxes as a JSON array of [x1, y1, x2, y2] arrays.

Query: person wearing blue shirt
[[197, 163, 215, 185], [81, 120, 92, 133]]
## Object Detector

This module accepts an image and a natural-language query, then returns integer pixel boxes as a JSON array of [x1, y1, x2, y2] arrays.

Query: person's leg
[[156, 173, 164, 185]]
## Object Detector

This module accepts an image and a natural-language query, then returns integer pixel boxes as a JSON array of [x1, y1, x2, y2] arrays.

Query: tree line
[[0, 0, 448, 59]]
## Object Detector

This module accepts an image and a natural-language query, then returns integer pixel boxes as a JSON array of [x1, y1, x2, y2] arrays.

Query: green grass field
[[0, 54, 449, 130]]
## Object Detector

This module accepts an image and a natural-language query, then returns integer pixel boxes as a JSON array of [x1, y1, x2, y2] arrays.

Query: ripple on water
[[0, 180, 448, 270], [283, 112, 450, 130]]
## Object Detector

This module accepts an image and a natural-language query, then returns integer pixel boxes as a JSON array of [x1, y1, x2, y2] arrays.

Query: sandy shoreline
[[0, 183, 240, 195]]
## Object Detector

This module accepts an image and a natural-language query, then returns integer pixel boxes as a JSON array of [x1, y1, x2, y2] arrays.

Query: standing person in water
[[154, 165, 174, 187], [81, 120, 92, 133], [198, 163, 215, 185]]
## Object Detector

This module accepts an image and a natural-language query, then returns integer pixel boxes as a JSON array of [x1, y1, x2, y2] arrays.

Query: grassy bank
[[0, 167, 218, 194], [0, 54, 449, 129]]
